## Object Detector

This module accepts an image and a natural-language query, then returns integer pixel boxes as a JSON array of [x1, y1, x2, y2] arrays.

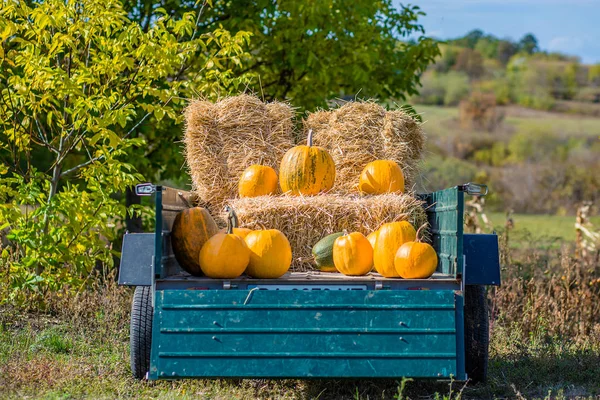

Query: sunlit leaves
[[0, 0, 253, 306]]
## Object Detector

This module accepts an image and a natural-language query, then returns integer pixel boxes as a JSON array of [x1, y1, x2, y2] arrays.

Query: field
[[483, 212, 600, 243], [416, 104, 600, 139]]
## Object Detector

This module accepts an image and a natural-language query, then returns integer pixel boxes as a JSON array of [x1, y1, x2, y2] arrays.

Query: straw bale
[[183, 100, 230, 207], [304, 101, 424, 193], [183, 94, 295, 211], [226, 193, 427, 270]]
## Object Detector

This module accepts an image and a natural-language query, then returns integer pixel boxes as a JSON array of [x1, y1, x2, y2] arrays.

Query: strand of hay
[[184, 94, 295, 211], [226, 193, 427, 271], [304, 101, 425, 193]]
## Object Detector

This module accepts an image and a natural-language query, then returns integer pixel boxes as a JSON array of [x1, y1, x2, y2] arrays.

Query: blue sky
[[398, 0, 599, 64]]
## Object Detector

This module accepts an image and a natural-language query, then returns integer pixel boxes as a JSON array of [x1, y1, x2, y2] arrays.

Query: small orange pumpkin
[[373, 221, 416, 277], [395, 224, 438, 279], [367, 230, 379, 249], [279, 129, 336, 195], [238, 165, 278, 198], [199, 207, 250, 278], [333, 231, 373, 276], [171, 207, 219, 276], [367, 230, 379, 271], [244, 224, 292, 278], [359, 160, 405, 194]]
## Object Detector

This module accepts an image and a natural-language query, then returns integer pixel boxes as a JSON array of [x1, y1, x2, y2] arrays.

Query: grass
[[2, 315, 598, 400], [480, 212, 600, 243], [414, 104, 600, 139]]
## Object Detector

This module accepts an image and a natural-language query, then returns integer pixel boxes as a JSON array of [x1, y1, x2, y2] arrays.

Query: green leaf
[[153, 108, 165, 121]]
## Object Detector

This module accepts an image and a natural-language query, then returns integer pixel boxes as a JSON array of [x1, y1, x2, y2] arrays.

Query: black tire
[[130, 286, 153, 380], [464, 285, 489, 383]]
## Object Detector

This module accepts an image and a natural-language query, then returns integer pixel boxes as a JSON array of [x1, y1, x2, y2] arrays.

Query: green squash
[[312, 232, 344, 272]]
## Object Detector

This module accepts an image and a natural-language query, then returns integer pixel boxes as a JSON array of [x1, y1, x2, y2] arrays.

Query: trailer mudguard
[[118, 233, 154, 286], [463, 234, 501, 286]]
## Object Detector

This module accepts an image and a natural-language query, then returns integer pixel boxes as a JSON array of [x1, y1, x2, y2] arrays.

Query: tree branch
[[60, 156, 101, 178], [59, 110, 153, 178]]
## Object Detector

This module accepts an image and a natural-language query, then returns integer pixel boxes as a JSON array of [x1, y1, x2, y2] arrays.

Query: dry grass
[[184, 94, 295, 211], [304, 101, 425, 193], [227, 193, 427, 270], [490, 245, 600, 343]]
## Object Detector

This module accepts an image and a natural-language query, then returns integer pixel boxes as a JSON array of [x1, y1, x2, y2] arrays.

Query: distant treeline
[[412, 30, 600, 112]]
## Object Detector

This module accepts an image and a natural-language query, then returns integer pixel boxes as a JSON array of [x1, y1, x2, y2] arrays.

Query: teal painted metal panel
[[149, 289, 458, 379], [420, 187, 464, 277], [454, 291, 466, 380]]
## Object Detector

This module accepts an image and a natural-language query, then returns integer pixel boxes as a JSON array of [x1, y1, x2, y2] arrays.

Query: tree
[[451, 29, 484, 49], [0, 0, 252, 304], [588, 64, 600, 86], [123, 0, 440, 111], [454, 48, 485, 80], [496, 40, 517, 65], [518, 33, 539, 55], [474, 37, 498, 59]]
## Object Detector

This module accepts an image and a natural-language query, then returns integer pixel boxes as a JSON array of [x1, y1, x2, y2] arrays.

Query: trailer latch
[[459, 182, 488, 197], [135, 182, 157, 196]]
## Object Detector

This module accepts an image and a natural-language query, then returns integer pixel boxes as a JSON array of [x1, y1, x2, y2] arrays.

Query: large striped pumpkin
[[171, 207, 219, 276], [279, 129, 335, 195]]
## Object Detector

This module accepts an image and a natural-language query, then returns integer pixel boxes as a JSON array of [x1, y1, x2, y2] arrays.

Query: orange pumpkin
[[198, 207, 250, 278], [395, 225, 438, 279], [333, 231, 373, 276], [279, 129, 336, 195], [238, 165, 278, 198], [359, 160, 405, 194], [367, 230, 379, 249], [367, 230, 379, 271], [244, 225, 292, 278], [373, 221, 416, 277], [171, 207, 219, 276], [220, 227, 253, 239]]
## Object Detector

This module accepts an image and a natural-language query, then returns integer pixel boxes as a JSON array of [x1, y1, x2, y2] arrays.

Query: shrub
[[416, 155, 479, 192], [459, 92, 504, 131], [443, 72, 471, 106]]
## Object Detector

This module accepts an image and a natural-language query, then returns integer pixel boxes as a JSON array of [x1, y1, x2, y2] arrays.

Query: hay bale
[[226, 193, 427, 270], [184, 94, 295, 210], [184, 100, 230, 207], [304, 101, 424, 193]]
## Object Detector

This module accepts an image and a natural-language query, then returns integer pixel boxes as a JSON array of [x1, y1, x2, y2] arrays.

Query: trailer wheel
[[464, 285, 489, 383], [130, 286, 153, 380]]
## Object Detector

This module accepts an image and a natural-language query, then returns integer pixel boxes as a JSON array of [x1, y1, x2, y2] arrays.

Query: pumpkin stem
[[306, 129, 313, 147], [342, 229, 349, 236], [415, 223, 428, 243], [257, 222, 267, 230], [225, 205, 239, 234]]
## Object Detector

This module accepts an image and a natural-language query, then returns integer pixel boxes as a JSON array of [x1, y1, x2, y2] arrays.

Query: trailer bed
[[119, 184, 500, 381], [156, 271, 461, 291]]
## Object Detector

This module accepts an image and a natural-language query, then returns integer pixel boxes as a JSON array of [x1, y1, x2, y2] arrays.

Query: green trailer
[[118, 183, 500, 382]]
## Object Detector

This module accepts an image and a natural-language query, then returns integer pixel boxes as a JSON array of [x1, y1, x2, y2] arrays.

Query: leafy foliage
[[123, 0, 440, 111], [0, 0, 252, 305]]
